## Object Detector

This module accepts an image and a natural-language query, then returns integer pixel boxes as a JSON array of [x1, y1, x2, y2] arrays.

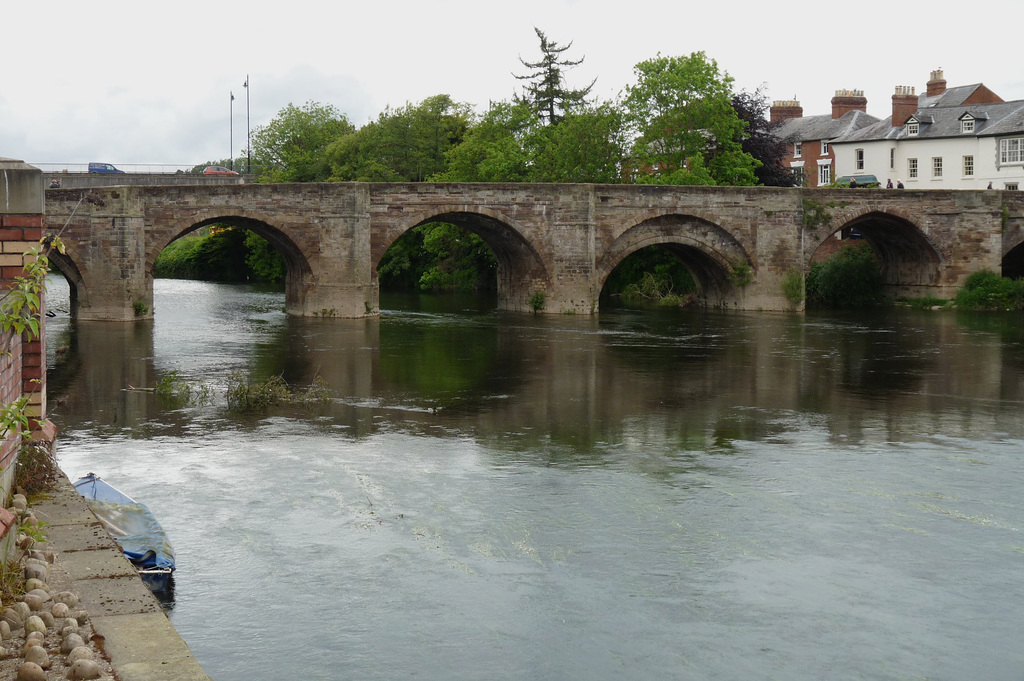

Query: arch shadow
[[46, 248, 88, 319], [596, 213, 754, 308], [377, 207, 550, 313], [812, 210, 942, 297], [1003, 241, 1024, 279], [148, 215, 315, 315]]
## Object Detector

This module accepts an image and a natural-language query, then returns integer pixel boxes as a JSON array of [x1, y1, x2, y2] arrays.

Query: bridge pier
[[39, 183, 1022, 321]]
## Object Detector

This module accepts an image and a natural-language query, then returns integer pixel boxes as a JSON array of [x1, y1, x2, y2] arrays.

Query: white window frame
[[963, 155, 974, 177], [794, 142, 802, 159], [1000, 138, 1023, 165], [1006, 183, 1019, 191], [817, 161, 832, 186], [821, 140, 829, 155], [855, 149, 864, 171], [932, 157, 943, 178], [908, 158, 918, 179], [961, 118, 975, 134], [907, 121, 919, 136]]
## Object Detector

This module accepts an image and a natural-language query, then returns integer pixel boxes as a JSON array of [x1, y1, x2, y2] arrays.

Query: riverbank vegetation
[[954, 270, 1024, 310], [805, 244, 884, 308]]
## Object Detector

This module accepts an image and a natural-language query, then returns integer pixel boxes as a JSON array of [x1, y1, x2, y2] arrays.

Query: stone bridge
[[41, 182, 1024, 321]]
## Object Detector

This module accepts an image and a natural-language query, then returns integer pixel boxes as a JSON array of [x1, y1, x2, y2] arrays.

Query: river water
[[45, 278, 1024, 681]]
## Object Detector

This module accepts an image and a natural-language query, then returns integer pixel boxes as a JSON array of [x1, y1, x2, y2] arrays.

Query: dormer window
[[907, 121, 919, 136], [961, 115, 975, 134]]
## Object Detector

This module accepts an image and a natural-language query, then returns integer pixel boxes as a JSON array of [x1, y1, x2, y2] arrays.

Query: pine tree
[[514, 28, 595, 126]]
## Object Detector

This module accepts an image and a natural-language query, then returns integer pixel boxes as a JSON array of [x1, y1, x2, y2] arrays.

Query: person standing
[[896, 179, 905, 189]]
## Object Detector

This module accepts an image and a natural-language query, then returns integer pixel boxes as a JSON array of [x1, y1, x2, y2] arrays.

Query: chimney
[[892, 86, 918, 127], [926, 69, 947, 97], [831, 89, 867, 119], [770, 99, 802, 123]]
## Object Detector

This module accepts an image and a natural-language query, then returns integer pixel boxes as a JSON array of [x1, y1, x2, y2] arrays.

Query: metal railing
[[31, 163, 211, 174]]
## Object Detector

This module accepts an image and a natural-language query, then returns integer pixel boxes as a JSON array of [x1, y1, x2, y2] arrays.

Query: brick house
[[831, 70, 1024, 190], [771, 91, 880, 187]]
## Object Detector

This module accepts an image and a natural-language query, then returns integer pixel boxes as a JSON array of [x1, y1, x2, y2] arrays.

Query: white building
[[831, 70, 1024, 190]]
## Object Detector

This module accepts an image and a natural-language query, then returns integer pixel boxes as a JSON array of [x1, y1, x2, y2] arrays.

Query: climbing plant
[[0, 237, 64, 442]]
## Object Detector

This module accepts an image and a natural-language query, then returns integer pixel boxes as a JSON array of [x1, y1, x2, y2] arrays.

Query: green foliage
[[529, 290, 546, 312], [622, 52, 759, 186], [14, 440, 59, 495], [513, 27, 595, 126], [417, 223, 497, 291], [954, 270, 1024, 310], [805, 243, 884, 308], [154, 370, 213, 406], [250, 101, 354, 182], [603, 246, 696, 299], [900, 296, 949, 310], [133, 299, 149, 316], [436, 100, 537, 182], [781, 267, 805, 305], [727, 262, 754, 287], [437, 99, 625, 184], [801, 199, 833, 231], [0, 237, 64, 446], [244, 231, 286, 283], [328, 95, 472, 182], [225, 371, 332, 413], [155, 228, 285, 283]]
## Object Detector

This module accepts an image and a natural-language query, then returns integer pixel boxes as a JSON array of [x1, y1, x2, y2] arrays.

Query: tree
[[731, 88, 797, 187], [531, 103, 626, 183], [250, 101, 354, 182], [622, 52, 759, 186], [514, 28, 595, 126], [434, 100, 536, 182], [327, 95, 472, 182]]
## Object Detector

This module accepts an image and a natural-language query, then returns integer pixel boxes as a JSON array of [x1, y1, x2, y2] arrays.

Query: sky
[[4, 0, 1022, 169]]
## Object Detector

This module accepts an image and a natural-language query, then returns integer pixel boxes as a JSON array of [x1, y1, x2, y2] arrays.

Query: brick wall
[[0, 159, 50, 556]]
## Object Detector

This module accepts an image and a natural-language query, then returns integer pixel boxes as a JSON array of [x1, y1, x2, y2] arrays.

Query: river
[[45, 277, 1024, 681]]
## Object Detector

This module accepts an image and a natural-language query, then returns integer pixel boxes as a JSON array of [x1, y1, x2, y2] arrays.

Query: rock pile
[[0, 494, 114, 681]]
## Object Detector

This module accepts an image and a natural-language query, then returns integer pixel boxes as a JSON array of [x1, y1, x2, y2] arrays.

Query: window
[[856, 149, 864, 170], [792, 167, 804, 185], [890, 148, 895, 170], [932, 157, 943, 178], [821, 141, 829, 155], [908, 158, 918, 179], [961, 118, 975, 133], [1007, 183, 1019, 191], [1000, 138, 1023, 164], [963, 155, 974, 176], [818, 163, 831, 185], [907, 121, 919, 136], [794, 142, 802, 158]]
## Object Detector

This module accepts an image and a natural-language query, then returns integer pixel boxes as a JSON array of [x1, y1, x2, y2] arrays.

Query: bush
[[781, 267, 804, 305], [806, 243, 884, 308], [15, 440, 60, 496], [954, 270, 1024, 310]]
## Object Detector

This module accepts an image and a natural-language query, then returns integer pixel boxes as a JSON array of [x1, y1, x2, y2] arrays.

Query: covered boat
[[72, 473, 175, 592]]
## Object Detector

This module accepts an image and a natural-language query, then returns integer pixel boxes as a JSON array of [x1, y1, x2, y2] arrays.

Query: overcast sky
[[4, 0, 1021, 168]]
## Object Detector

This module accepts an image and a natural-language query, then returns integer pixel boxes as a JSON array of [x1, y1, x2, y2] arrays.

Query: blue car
[[88, 162, 125, 174]]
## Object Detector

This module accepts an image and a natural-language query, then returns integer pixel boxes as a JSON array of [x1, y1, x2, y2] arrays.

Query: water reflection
[[44, 277, 1024, 681]]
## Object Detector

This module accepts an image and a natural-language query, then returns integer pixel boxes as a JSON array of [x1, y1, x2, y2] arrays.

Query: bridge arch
[[811, 209, 943, 297], [1003, 241, 1024, 279], [147, 213, 315, 316], [45, 247, 89, 319], [375, 206, 550, 313], [596, 212, 754, 308]]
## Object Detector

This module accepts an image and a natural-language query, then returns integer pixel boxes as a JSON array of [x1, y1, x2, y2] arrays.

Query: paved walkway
[[32, 474, 212, 681]]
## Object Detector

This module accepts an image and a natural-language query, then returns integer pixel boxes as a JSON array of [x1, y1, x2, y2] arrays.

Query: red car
[[203, 166, 239, 176]]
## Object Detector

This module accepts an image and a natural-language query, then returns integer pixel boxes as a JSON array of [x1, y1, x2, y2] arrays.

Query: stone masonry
[[41, 182, 1024, 320]]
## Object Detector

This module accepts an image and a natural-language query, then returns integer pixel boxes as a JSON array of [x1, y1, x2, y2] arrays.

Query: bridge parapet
[[41, 183, 1018, 321]]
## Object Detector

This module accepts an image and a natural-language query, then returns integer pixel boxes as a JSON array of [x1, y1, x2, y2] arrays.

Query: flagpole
[[244, 76, 251, 174], [230, 91, 235, 171]]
